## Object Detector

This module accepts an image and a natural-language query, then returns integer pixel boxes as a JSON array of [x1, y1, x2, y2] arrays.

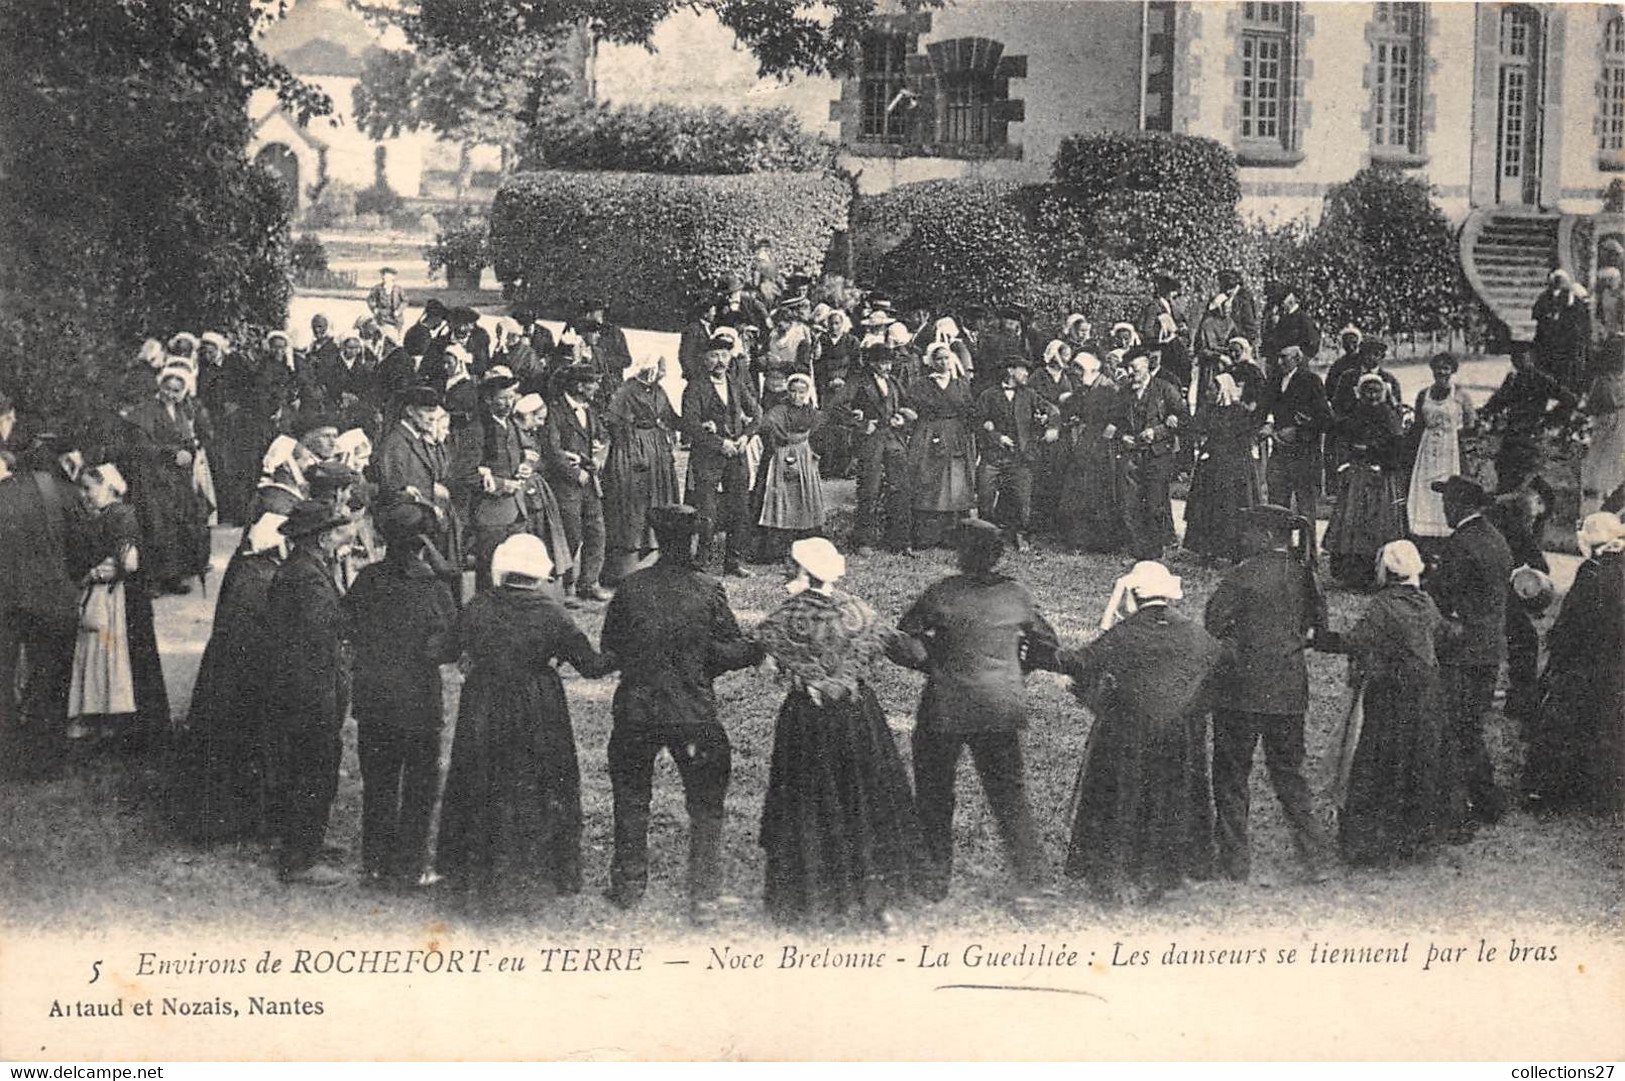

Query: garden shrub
[[1244, 166, 1478, 338], [354, 179, 405, 219], [489, 169, 851, 330], [523, 102, 837, 175]]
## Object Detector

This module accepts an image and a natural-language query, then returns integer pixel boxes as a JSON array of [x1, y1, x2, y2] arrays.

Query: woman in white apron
[[1407, 353, 1478, 545], [754, 374, 827, 561], [67, 464, 170, 752]]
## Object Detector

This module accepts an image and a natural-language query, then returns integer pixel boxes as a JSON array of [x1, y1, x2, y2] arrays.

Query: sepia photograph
[[0, 0, 1621, 1063]]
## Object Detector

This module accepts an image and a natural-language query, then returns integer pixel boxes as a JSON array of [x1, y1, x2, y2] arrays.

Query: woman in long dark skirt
[[172, 513, 287, 843], [1057, 352, 1123, 552], [435, 534, 616, 913], [600, 360, 680, 585], [1523, 512, 1625, 816], [752, 537, 923, 929], [122, 363, 213, 593], [1325, 375, 1406, 588], [1054, 561, 1224, 905], [1318, 540, 1449, 866], [906, 345, 976, 549], [752, 374, 826, 562], [1182, 373, 1264, 562]]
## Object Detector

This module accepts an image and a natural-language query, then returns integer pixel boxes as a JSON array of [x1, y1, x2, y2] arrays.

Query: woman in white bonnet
[[1315, 539, 1450, 866]]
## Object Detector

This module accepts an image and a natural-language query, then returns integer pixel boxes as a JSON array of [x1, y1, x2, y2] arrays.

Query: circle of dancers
[[1, 264, 1621, 926]]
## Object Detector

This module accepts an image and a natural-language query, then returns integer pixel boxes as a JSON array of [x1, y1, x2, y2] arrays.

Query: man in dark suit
[[579, 297, 634, 394], [976, 358, 1060, 552], [680, 336, 761, 576], [1204, 503, 1335, 883], [266, 500, 353, 886], [599, 504, 764, 925], [544, 364, 610, 601], [1427, 476, 1515, 833], [1263, 344, 1333, 523], [1137, 273, 1191, 392], [1109, 347, 1187, 560], [678, 298, 720, 384], [467, 373, 532, 593], [375, 325, 450, 413], [0, 437, 92, 780], [371, 386, 460, 570], [889, 520, 1061, 913], [341, 501, 456, 887], [1261, 285, 1321, 373], [834, 345, 913, 555]]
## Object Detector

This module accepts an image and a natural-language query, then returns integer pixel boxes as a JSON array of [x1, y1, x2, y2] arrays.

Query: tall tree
[[0, 0, 329, 430], [352, 35, 576, 196]]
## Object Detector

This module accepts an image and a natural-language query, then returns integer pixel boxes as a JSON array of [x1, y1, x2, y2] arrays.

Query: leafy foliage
[[490, 170, 850, 330], [424, 211, 492, 277], [524, 102, 837, 175], [398, 0, 940, 81], [1246, 166, 1477, 337], [854, 134, 1246, 329], [0, 0, 326, 433], [291, 235, 331, 276]]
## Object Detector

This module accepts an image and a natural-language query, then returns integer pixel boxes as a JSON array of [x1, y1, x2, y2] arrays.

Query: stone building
[[593, 2, 1625, 335]]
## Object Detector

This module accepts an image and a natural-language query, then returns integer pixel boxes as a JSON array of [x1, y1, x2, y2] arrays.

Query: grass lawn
[[1, 477, 1619, 944]]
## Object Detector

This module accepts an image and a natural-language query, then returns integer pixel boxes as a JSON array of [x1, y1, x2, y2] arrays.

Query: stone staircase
[[1460, 209, 1562, 343]]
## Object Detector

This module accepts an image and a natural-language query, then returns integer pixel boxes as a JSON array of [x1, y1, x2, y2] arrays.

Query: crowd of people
[[0, 252, 1621, 927]]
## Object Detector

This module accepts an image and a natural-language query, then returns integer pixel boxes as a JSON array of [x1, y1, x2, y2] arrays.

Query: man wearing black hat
[[465, 373, 532, 593], [376, 325, 450, 410], [1204, 503, 1335, 883], [373, 387, 460, 569], [265, 499, 354, 886], [577, 298, 634, 398], [681, 336, 761, 576], [1138, 274, 1191, 392], [1262, 344, 1333, 522], [1261, 285, 1320, 374], [976, 357, 1059, 552], [976, 307, 1032, 395], [599, 504, 764, 925], [890, 519, 1061, 912], [1109, 347, 1188, 559], [544, 365, 610, 600], [832, 345, 914, 555], [1427, 475, 1514, 833], [341, 501, 457, 887]]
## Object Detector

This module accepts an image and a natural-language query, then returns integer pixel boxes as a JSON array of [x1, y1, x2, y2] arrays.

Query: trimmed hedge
[[523, 103, 838, 176], [489, 170, 850, 331], [1247, 165, 1481, 338], [854, 133, 1246, 329]]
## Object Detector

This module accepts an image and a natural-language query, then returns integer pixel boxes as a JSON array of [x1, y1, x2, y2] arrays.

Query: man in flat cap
[[462, 371, 532, 593], [367, 266, 408, 344], [1109, 346, 1187, 560], [266, 499, 354, 886], [1427, 475, 1514, 835], [544, 364, 610, 601], [889, 519, 1061, 912], [681, 335, 761, 576], [600, 503, 763, 925], [1204, 503, 1335, 883]]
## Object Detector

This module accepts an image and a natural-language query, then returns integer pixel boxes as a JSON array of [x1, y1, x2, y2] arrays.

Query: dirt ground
[[1, 472, 1619, 943]]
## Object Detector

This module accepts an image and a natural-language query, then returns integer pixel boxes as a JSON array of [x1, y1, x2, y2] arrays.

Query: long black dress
[[1326, 583, 1449, 865], [1055, 605, 1224, 904], [753, 588, 924, 924], [1057, 379, 1122, 552], [172, 542, 281, 843], [435, 586, 615, 908], [1183, 401, 1264, 561], [1524, 549, 1625, 815], [122, 396, 212, 589]]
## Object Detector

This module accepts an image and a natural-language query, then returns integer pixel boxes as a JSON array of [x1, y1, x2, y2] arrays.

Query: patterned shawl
[[752, 588, 890, 700]]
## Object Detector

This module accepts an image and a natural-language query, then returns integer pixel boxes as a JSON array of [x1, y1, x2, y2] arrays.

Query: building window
[[940, 74, 993, 145], [1601, 17, 1625, 157], [858, 33, 910, 143], [1371, 2, 1423, 154], [1239, 2, 1298, 148]]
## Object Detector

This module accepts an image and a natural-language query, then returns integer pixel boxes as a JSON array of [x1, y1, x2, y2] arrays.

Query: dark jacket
[[1263, 308, 1321, 361], [1264, 367, 1334, 460], [1108, 378, 1187, 458], [472, 412, 531, 529], [341, 554, 456, 727], [375, 347, 451, 406], [891, 572, 1060, 733], [0, 468, 90, 622], [976, 384, 1060, 461], [265, 545, 347, 726], [835, 372, 909, 450], [680, 374, 761, 467], [543, 394, 605, 498], [372, 421, 445, 505], [1204, 548, 1326, 714], [1058, 605, 1224, 734], [599, 560, 763, 729], [1428, 514, 1514, 667]]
